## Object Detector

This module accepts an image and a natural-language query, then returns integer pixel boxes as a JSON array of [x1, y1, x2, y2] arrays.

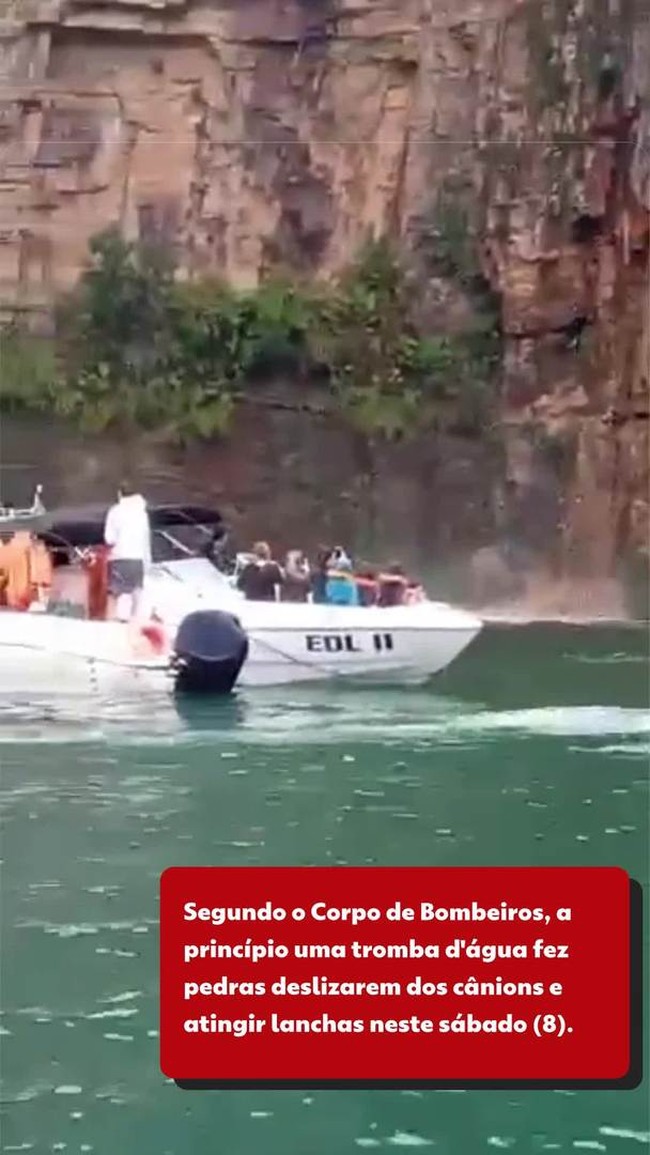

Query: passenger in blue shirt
[[325, 552, 359, 606]]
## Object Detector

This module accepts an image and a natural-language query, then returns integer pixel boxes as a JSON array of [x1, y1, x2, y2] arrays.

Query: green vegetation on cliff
[[0, 229, 500, 443]]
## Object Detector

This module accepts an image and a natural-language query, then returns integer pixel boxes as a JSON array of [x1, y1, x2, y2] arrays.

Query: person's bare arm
[[104, 506, 117, 547]]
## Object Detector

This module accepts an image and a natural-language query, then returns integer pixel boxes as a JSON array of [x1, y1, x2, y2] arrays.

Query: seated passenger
[[325, 555, 360, 606], [282, 550, 311, 602], [237, 541, 284, 601], [0, 531, 32, 610], [355, 563, 379, 607], [28, 537, 53, 609], [405, 580, 426, 604], [377, 562, 409, 607], [331, 545, 352, 569], [0, 541, 9, 606], [311, 546, 332, 605], [0, 530, 52, 612]]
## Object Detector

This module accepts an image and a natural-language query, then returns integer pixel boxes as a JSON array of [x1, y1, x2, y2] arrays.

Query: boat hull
[[239, 621, 480, 686], [0, 602, 481, 695]]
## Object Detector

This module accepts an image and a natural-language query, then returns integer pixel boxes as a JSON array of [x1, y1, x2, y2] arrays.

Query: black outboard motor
[[172, 610, 249, 694]]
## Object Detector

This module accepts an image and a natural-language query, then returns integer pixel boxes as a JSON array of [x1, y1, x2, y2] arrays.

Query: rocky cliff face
[[1, 0, 648, 610]]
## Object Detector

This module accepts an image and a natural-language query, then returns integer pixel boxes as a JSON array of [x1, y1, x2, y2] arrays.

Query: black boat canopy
[[0, 503, 225, 548]]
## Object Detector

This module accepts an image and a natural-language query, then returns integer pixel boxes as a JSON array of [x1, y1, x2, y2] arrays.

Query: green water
[[1, 624, 649, 1154]]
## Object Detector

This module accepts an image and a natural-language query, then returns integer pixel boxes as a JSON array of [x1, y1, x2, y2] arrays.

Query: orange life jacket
[[0, 532, 32, 609], [29, 540, 53, 594], [0, 541, 9, 605]]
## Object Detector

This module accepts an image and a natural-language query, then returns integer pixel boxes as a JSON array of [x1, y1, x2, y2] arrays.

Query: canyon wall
[[0, 0, 648, 611]]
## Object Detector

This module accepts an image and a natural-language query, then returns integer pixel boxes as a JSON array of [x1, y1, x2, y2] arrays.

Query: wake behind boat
[[0, 496, 482, 696]]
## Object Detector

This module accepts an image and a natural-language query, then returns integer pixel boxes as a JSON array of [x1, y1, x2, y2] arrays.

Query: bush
[[1, 229, 501, 442], [0, 322, 59, 412]]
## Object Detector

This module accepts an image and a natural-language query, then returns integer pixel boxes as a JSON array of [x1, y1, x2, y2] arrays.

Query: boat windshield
[[150, 524, 225, 564]]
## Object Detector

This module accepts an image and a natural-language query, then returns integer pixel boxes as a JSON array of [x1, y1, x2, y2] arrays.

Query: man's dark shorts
[[108, 559, 144, 597]]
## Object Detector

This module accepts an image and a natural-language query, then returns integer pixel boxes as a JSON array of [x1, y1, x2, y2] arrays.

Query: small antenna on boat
[[31, 484, 45, 513]]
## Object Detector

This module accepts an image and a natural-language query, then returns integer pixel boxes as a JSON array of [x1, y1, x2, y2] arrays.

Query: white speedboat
[[0, 500, 482, 696]]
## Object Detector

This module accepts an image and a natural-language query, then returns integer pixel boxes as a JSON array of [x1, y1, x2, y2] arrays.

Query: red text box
[[159, 866, 632, 1086]]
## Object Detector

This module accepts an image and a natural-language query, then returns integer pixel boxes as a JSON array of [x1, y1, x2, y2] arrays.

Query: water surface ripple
[[1, 624, 648, 1155]]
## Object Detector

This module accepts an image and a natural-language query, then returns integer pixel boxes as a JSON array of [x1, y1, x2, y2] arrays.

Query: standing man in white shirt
[[103, 480, 151, 622]]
